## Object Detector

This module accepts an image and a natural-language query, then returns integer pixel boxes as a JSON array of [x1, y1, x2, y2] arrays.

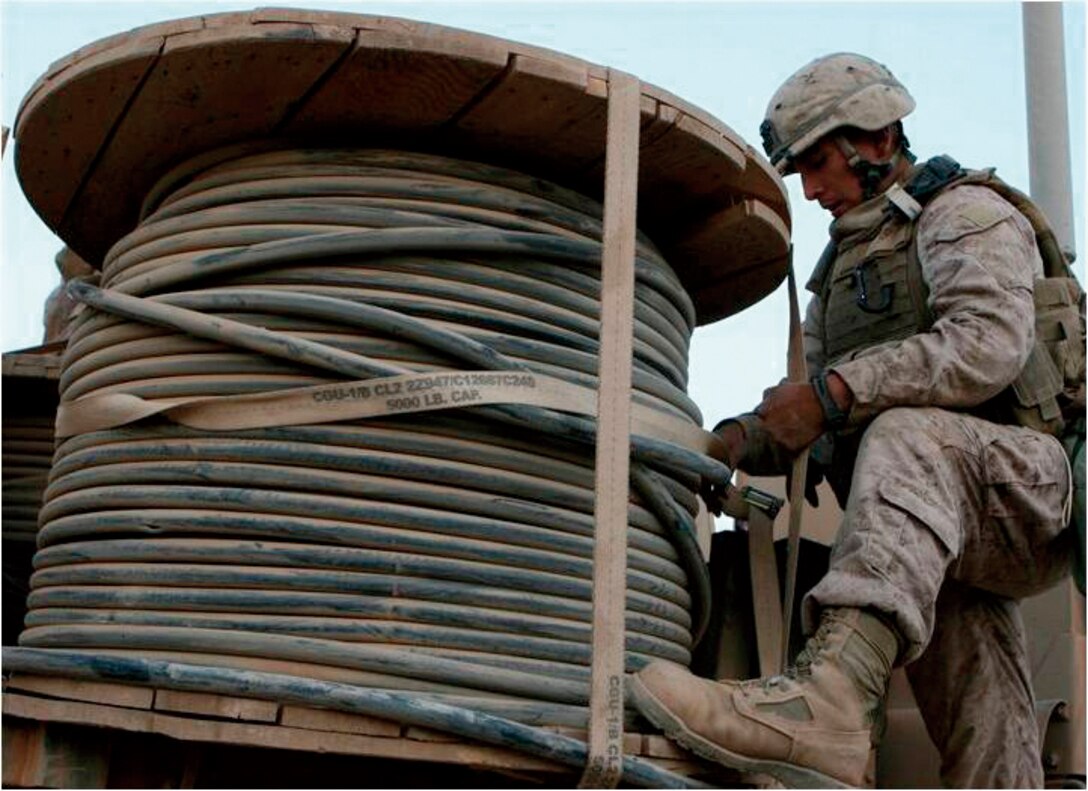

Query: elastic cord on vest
[[26, 148, 718, 731]]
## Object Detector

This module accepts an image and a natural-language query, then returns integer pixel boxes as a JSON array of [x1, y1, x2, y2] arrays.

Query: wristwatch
[[811, 371, 849, 430]]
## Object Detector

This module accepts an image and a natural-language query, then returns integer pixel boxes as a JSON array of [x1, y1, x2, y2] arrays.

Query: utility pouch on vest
[[1006, 277, 1087, 435], [1009, 338, 1066, 434], [1035, 277, 1087, 400], [1062, 416, 1086, 596]]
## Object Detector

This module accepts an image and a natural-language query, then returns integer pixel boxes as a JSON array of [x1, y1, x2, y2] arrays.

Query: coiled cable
[[3, 415, 53, 542], [3, 414, 53, 644], [25, 148, 723, 732]]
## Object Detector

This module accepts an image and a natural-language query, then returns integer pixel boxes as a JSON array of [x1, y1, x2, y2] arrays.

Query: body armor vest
[[811, 155, 1086, 436], [815, 197, 927, 366]]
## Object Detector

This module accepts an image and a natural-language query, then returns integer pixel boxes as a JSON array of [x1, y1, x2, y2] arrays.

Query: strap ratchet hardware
[[740, 485, 784, 519]]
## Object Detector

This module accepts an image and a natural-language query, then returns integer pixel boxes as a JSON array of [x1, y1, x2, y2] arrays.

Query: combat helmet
[[761, 52, 915, 176]]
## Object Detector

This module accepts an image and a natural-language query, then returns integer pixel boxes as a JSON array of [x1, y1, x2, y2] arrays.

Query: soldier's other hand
[[755, 382, 824, 454], [700, 421, 746, 516]]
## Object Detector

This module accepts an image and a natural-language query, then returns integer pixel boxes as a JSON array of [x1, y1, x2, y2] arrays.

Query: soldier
[[630, 53, 1081, 788]]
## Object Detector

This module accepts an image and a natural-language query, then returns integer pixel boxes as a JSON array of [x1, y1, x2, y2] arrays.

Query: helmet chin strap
[[834, 135, 899, 200]]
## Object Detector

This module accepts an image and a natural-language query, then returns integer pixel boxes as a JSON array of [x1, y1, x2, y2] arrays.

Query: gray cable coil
[[3, 416, 53, 543], [4, 415, 52, 644], [24, 148, 725, 735]]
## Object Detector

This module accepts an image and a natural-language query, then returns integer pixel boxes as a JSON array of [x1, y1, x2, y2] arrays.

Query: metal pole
[[1022, 2, 1076, 260]]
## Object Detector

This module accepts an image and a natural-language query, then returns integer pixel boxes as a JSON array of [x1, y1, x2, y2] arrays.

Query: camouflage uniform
[[735, 181, 1073, 787]]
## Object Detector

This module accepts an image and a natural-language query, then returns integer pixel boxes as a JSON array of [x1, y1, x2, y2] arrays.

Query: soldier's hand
[[755, 381, 825, 454], [700, 421, 747, 516], [711, 421, 747, 469]]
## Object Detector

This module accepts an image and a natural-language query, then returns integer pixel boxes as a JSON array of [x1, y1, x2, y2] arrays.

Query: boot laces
[[757, 618, 835, 691]]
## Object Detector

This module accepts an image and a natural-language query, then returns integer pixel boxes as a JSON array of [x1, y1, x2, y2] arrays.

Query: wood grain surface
[[13, 8, 789, 323]]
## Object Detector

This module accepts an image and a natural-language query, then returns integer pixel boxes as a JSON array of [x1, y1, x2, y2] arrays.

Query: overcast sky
[[1, 0, 1084, 425]]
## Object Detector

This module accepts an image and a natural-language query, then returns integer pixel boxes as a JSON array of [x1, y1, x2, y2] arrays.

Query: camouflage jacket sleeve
[[830, 184, 1042, 425]]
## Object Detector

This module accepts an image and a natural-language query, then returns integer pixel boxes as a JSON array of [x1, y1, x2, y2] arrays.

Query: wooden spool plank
[[57, 22, 356, 261], [154, 688, 279, 722], [11, 13, 252, 224], [637, 112, 747, 212], [736, 154, 792, 223], [690, 260, 789, 322], [250, 7, 382, 29], [676, 199, 791, 319], [2, 347, 63, 380], [16, 15, 198, 112], [284, 28, 509, 138], [641, 733, 696, 759], [280, 705, 402, 738], [635, 85, 787, 221], [13, 37, 163, 230], [637, 98, 681, 149], [404, 725, 460, 743], [33, 14, 211, 82], [678, 199, 790, 266], [2, 692, 566, 773], [452, 52, 606, 174], [4, 674, 154, 710]]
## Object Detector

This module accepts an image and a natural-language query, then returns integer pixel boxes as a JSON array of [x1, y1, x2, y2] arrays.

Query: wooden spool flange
[[12, 7, 790, 324]]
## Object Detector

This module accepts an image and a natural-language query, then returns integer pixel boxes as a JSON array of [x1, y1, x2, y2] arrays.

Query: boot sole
[[628, 674, 854, 789]]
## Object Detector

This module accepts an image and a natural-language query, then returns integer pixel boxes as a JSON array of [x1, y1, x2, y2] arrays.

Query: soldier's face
[[793, 136, 877, 218]]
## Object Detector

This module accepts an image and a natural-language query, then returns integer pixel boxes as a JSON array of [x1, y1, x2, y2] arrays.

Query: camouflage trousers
[[804, 407, 1073, 788]]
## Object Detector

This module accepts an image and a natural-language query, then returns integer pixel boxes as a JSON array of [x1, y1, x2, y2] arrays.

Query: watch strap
[[811, 371, 848, 430]]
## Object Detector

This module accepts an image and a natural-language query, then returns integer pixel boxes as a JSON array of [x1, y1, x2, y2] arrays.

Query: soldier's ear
[[876, 125, 899, 160]]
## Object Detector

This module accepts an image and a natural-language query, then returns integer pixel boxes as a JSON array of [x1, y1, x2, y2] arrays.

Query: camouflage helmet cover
[[761, 52, 915, 174]]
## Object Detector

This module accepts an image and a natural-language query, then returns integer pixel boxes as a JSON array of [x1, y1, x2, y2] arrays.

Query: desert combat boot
[[629, 608, 900, 788]]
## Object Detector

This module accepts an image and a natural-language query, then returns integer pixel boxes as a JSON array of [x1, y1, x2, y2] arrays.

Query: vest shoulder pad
[[919, 184, 1018, 246], [910, 158, 1074, 280]]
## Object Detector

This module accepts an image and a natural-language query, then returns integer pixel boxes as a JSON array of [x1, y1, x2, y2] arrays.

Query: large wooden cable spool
[[9, 7, 790, 779], [13, 8, 789, 322]]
